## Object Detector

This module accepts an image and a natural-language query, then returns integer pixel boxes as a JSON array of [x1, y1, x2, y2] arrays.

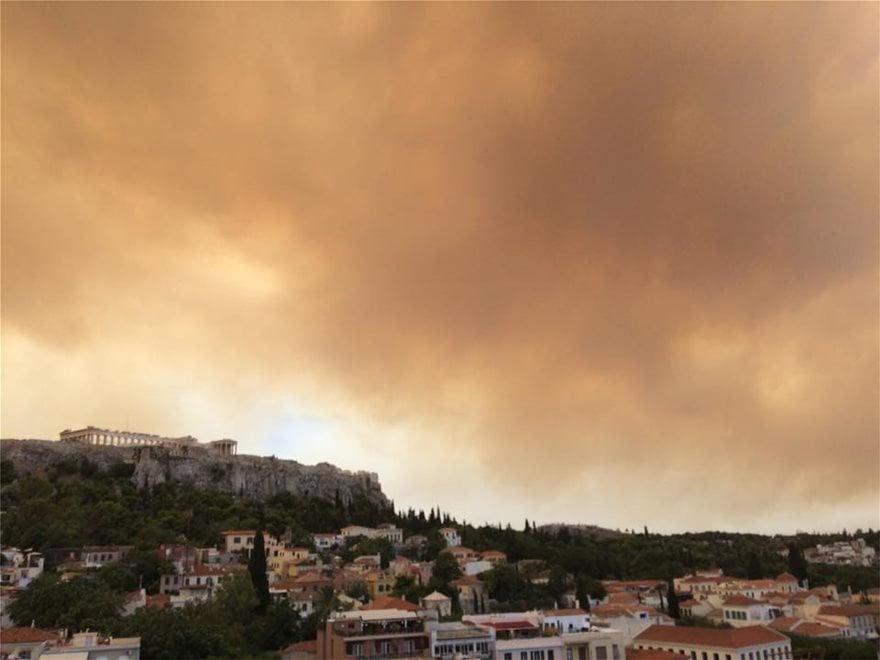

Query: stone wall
[[0, 439, 390, 508]]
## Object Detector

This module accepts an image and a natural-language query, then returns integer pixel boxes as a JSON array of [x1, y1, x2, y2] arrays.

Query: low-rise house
[[451, 575, 488, 615], [156, 544, 199, 574], [480, 550, 507, 566], [161, 564, 246, 604], [374, 524, 404, 546], [221, 530, 256, 555], [42, 632, 141, 660], [768, 616, 844, 639], [389, 556, 413, 577], [674, 575, 725, 596], [362, 596, 421, 613], [340, 525, 374, 540], [82, 546, 133, 569], [312, 533, 342, 551], [287, 590, 319, 617], [317, 608, 429, 659], [0, 551, 44, 589], [442, 546, 478, 567], [440, 528, 461, 548], [815, 604, 878, 639], [632, 624, 792, 660], [559, 629, 627, 660], [430, 620, 494, 660], [464, 560, 494, 576], [591, 604, 674, 646], [541, 608, 590, 635], [678, 599, 714, 619], [720, 595, 782, 627], [495, 635, 562, 660], [0, 626, 61, 660], [421, 590, 453, 618], [363, 570, 396, 600], [333, 570, 367, 595], [773, 573, 800, 594]]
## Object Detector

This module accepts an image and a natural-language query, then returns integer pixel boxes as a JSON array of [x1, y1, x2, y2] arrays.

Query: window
[[504, 654, 512, 660], [548, 651, 555, 660], [714, 654, 719, 660], [234, 537, 241, 544], [521, 653, 528, 660], [596, 647, 608, 660]]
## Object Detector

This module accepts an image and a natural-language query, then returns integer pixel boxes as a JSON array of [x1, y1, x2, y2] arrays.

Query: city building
[[633, 624, 792, 660]]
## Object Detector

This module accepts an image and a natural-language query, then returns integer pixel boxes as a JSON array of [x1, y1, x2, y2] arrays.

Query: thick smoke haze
[[2, 3, 878, 532]]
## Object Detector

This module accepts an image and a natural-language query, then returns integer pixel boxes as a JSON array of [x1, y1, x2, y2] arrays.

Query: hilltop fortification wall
[[0, 438, 389, 507]]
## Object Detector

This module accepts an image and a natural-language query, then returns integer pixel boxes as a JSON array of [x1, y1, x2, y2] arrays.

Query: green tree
[[248, 530, 271, 614], [667, 577, 680, 619], [431, 551, 463, 586], [787, 543, 808, 584], [747, 552, 764, 580], [346, 582, 370, 603], [8, 573, 123, 632]]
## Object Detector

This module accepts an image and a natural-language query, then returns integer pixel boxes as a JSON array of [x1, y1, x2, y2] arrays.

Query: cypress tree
[[747, 552, 764, 580], [248, 530, 271, 614], [787, 543, 809, 584], [667, 578, 680, 619]]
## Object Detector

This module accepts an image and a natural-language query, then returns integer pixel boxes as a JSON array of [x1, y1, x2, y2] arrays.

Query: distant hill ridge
[[0, 438, 390, 508]]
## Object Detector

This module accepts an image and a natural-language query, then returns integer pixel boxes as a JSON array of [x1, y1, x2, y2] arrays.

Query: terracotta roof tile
[[0, 626, 61, 643], [634, 624, 789, 649], [361, 596, 419, 612], [543, 608, 588, 616]]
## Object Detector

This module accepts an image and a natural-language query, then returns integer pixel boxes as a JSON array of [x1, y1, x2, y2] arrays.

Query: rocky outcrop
[[0, 438, 389, 508]]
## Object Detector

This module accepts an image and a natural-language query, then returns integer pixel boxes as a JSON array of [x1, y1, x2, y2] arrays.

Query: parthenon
[[59, 426, 237, 456]]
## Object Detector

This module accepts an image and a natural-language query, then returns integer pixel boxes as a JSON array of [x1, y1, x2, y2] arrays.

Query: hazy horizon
[[2, 3, 878, 536]]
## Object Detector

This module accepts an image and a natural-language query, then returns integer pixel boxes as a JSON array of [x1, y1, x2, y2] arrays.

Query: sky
[[2, 3, 878, 535]]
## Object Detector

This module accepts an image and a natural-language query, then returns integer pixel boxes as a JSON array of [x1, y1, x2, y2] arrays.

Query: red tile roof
[[775, 572, 798, 583], [543, 608, 588, 616], [627, 648, 689, 660], [283, 639, 318, 653], [722, 595, 765, 606], [768, 617, 800, 631], [145, 594, 171, 608], [818, 605, 878, 618], [792, 622, 842, 637], [0, 626, 61, 643], [634, 624, 788, 649], [361, 596, 420, 612]]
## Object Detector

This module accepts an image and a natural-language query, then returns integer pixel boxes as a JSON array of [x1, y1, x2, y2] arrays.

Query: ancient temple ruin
[[59, 426, 237, 456]]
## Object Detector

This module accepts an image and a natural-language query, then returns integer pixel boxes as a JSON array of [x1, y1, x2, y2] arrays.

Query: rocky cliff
[[0, 438, 390, 508]]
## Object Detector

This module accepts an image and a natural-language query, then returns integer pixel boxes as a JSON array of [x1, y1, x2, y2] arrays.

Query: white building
[[0, 626, 61, 660], [541, 608, 590, 634], [633, 624, 792, 660], [720, 595, 782, 627], [422, 591, 453, 618], [430, 621, 495, 659], [440, 527, 461, 547], [42, 632, 141, 660], [312, 533, 343, 550]]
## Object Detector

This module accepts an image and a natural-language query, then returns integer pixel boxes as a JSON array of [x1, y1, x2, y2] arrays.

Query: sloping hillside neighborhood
[[2, 524, 878, 660]]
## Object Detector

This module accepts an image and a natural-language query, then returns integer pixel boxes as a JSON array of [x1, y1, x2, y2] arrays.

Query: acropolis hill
[[0, 427, 390, 507]]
